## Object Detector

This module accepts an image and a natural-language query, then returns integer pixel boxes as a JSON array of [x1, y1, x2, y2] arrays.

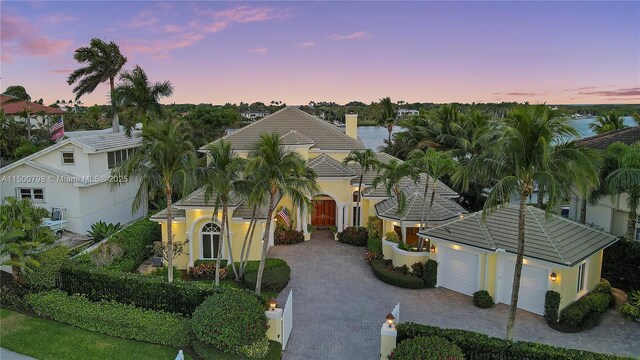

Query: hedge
[[24, 246, 69, 291], [397, 322, 631, 360], [193, 340, 282, 360], [26, 290, 192, 347], [337, 226, 369, 246], [544, 290, 561, 323], [274, 228, 304, 245], [391, 336, 464, 360], [558, 292, 610, 331], [423, 259, 438, 288], [602, 240, 640, 292], [368, 237, 383, 255], [243, 263, 291, 293], [370, 259, 424, 289], [472, 290, 494, 309]]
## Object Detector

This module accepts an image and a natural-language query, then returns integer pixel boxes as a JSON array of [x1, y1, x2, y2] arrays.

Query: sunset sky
[[2, 1, 639, 106]]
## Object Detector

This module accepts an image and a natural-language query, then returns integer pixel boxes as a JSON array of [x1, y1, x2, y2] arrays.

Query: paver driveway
[[269, 231, 640, 360]]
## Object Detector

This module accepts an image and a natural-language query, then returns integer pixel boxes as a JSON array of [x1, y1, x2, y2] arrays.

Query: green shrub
[[602, 240, 640, 292], [192, 291, 268, 357], [385, 231, 400, 243], [367, 216, 383, 238], [472, 290, 493, 309], [233, 258, 287, 273], [26, 290, 191, 347], [370, 259, 424, 289], [337, 226, 368, 246], [397, 322, 627, 360], [274, 228, 304, 245], [368, 237, 383, 254], [0, 284, 30, 311], [390, 336, 464, 360], [423, 259, 438, 288], [188, 262, 227, 280], [243, 263, 291, 293], [621, 290, 640, 321], [194, 259, 228, 267], [544, 290, 561, 323], [88, 221, 122, 241], [559, 292, 611, 330], [24, 246, 69, 290], [594, 278, 612, 294], [193, 340, 282, 360]]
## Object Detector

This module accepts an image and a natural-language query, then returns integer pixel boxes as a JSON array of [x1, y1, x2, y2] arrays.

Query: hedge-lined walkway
[[268, 230, 640, 360]]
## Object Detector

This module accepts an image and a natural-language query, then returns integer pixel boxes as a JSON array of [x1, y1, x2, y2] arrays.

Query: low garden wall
[[382, 238, 430, 268]]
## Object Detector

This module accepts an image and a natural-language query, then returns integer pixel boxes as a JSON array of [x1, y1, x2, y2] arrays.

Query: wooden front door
[[311, 199, 336, 226]]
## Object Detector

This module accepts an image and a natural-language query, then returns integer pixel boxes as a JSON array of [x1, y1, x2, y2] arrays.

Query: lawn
[[0, 309, 192, 360]]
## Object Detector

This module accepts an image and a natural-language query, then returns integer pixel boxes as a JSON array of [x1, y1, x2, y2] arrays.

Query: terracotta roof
[[1, 95, 66, 115], [578, 126, 640, 150], [421, 205, 618, 267]]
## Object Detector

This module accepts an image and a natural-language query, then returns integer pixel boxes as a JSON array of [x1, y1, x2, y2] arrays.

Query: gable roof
[[308, 153, 356, 178], [375, 189, 468, 223], [1, 95, 66, 115], [200, 107, 365, 151], [421, 205, 618, 267], [578, 126, 640, 150]]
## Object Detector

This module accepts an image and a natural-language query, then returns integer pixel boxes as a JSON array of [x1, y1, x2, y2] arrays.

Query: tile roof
[[279, 130, 315, 146], [421, 205, 618, 267], [308, 153, 356, 178], [201, 107, 365, 151], [150, 208, 186, 220], [1, 95, 66, 115], [363, 174, 459, 199], [375, 189, 467, 223], [347, 152, 397, 185], [177, 188, 244, 208], [578, 126, 640, 150], [71, 131, 142, 152]]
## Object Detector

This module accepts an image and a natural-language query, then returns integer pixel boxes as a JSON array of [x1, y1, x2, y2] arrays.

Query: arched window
[[352, 190, 361, 203], [201, 222, 221, 259]]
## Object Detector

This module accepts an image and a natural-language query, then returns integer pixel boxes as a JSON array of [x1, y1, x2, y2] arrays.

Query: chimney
[[345, 110, 358, 140]]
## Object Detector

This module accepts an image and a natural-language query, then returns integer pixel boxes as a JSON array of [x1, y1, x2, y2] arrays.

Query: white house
[[0, 130, 146, 233], [397, 108, 419, 117]]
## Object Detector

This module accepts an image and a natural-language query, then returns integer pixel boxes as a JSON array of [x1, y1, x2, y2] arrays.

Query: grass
[[0, 309, 192, 360]]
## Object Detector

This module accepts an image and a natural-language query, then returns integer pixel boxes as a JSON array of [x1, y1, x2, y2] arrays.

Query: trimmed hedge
[[391, 336, 464, 360], [423, 259, 437, 288], [370, 259, 424, 289], [26, 290, 191, 347], [397, 322, 630, 360], [602, 240, 640, 292], [558, 292, 610, 331], [24, 246, 69, 291], [473, 290, 494, 309], [544, 290, 561, 323], [368, 237, 383, 255], [193, 340, 282, 360], [243, 263, 291, 293], [337, 226, 369, 246]]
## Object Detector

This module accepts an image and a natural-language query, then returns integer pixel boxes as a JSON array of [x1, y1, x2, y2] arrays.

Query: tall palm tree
[[372, 159, 417, 245], [0, 197, 55, 283], [202, 140, 245, 284], [2, 86, 33, 139], [454, 104, 598, 340], [236, 173, 269, 279], [342, 149, 378, 227], [589, 111, 627, 134], [246, 133, 319, 294], [67, 38, 127, 133], [378, 97, 397, 143], [113, 65, 173, 119], [111, 118, 198, 282]]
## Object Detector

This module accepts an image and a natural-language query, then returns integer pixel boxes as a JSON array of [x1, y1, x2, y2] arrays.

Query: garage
[[496, 258, 549, 315], [437, 246, 480, 296]]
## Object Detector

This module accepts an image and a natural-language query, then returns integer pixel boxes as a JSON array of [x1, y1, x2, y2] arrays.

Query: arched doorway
[[311, 195, 336, 227]]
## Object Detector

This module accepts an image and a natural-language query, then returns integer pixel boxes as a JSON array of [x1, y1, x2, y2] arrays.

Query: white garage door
[[496, 258, 549, 315], [437, 246, 480, 296]]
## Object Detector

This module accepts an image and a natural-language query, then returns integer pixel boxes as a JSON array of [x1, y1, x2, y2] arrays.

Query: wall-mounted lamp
[[269, 298, 277, 311], [430, 244, 436, 253], [459, 213, 464, 219], [550, 272, 557, 282], [386, 313, 395, 328]]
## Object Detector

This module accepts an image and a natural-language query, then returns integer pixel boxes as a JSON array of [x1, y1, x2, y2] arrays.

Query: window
[[352, 190, 361, 203], [108, 148, 135, 169], [352, 206, 361, 227], [61, 151, 75, 165], [19, 188, 44, 202], [635, 215, 640, 242], [577, 262, 587, 294], [201, 223, 221, 259]]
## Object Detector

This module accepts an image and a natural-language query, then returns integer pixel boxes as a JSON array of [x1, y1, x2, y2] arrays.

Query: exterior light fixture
[[550, 272, 557, 282], [269, 298, 277, 311], [386, 313, 395, 328], [430, 244, 436, 253], [459, 212, 464, 219]]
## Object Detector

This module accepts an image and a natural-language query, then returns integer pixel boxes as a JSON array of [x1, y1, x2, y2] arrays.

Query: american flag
[[277, 207, 290, 227], [50, 116, 64, 141]]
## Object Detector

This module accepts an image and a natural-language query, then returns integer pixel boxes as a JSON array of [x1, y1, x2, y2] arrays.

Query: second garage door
[[496, 258, 549, 315], [437, 246, 480, 296]]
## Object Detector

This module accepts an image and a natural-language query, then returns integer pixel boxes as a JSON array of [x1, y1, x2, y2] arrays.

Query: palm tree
[[378, 97, 397, 143], [342, 149, 378, 227], [202, 140, 245, 284], [111, 118, 198, 282], [589, 112, 627, 134], [454, 104, 599, 340], [2, 86, 33, 139], [246, 133, 319, 294], [372, 159, 417, 245], [0, 197, 55, 283], [67, 38, 127, 133], [407, 148, 456, 250], [113, 65, 173, 120], [236, 174, 269, 279]]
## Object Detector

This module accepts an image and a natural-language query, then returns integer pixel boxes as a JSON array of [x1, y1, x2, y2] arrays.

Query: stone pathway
[[269, 230, 640, 360]]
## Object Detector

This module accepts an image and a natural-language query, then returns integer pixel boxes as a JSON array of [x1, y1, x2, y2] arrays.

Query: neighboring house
[[418, 205, 617, 315], [240, 111, 270, 120], [567, 126, 640, 239], [397, 108, 419, 117], [1, 95, 66, 130], [151, 107, 463, 269], [0, 130, 145, 233]]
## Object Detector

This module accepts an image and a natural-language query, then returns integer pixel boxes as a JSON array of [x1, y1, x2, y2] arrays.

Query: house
[[417, 205, 617, 315], [566, 126, 640, 239], [1, 95, 66, 130], [397, 109, 419, 117], [240, 111, 270, 120], [151, 107, 463, 269], [0, 130, 145, 233]]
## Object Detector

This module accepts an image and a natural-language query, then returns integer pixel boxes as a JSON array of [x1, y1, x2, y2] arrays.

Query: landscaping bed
[[545, 280, 614, 333], [369, 258, 437, 289]]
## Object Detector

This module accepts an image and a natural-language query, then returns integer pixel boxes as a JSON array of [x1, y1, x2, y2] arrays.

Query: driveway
[[269, 230, 640, 360]]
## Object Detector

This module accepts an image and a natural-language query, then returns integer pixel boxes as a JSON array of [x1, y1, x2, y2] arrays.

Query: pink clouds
[[51, 69, 73, 74], [1, 12, 72, 62], [579, 87, 640, 97], [297, 41, 315, 48], [43, 14, 77, 24], [128, 9, 159, 28], [121, 32, 204, 59], [163, 24, 182, 33], [246, 47, 268, 54], [196, 5, 288, 33], [328, 31, 372, 40]]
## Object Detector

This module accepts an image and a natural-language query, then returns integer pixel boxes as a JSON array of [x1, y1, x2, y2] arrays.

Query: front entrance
[[311, 197, 336, 227]]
